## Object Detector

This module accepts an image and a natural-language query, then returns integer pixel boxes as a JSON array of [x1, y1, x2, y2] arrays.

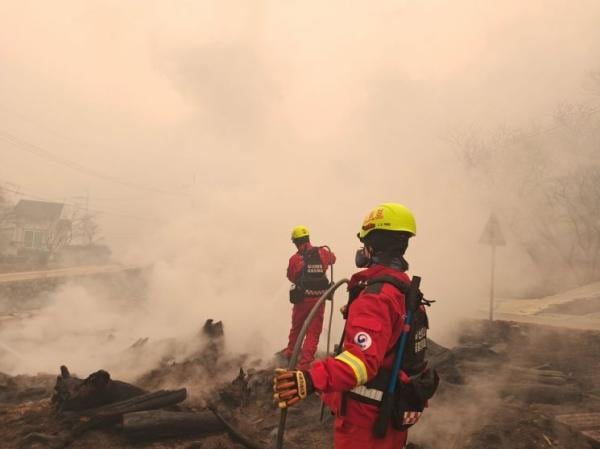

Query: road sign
[[480, 213, 506, 321], [479, 213, 506, 246]]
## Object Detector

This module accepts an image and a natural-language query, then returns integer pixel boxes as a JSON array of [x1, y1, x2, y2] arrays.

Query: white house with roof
[[1, 200, 72, 256]]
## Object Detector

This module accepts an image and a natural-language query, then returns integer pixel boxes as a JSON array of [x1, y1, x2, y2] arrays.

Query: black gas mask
[[354, 247, 372, 268]]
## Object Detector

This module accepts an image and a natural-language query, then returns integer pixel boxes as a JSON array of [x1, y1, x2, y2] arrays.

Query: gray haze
[[1, 0, 600, 374]]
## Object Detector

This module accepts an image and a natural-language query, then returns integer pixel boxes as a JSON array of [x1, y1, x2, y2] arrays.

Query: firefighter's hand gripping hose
[[274, 278, 349, 449], [273, 368, 314, 408]]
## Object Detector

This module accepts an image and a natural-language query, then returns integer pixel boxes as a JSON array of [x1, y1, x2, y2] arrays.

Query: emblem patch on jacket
[[354, 332, 373, 351]]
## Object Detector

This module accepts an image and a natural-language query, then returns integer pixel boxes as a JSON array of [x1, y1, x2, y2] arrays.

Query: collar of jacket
[[296, 242, 313, 253], [348, 263, 407, 290], [372, 255, 409, 272]]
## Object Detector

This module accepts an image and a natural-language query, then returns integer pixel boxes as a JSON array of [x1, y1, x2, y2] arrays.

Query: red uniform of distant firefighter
[[281, 225, 336, 371], [274, 204, 439, 449]]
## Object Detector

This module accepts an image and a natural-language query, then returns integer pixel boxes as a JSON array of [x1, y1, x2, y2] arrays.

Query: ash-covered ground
[[1, 319, 599, 449]]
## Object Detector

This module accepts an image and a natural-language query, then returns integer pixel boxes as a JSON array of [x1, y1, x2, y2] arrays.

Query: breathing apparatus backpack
[[289, 246, 332, 304], [343, 275, 439, 432]]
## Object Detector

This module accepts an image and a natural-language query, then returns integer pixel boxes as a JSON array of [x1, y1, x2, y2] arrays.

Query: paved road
[[0, 264, 144, 285], [491, 281, 600, 331]]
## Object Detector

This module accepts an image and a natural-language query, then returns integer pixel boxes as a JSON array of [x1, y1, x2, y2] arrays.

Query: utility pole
[[489, 241, 496, 321], [480, 213, 506, 321]]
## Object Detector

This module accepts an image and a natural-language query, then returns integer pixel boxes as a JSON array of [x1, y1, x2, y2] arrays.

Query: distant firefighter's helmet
[[291, 225, 310, 241]]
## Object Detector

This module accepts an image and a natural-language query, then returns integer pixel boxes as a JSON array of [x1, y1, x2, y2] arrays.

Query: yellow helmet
[[291, 225, 310, 241], [358, 203, 416, 240]]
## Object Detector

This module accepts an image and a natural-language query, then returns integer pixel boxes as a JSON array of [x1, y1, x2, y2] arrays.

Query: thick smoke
[[1, 0, 600, 376]]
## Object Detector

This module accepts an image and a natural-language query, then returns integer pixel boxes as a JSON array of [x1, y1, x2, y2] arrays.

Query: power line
[[0, 183, 164, 224], [3, 184, 163, 223], [0, 131, 186, 197]]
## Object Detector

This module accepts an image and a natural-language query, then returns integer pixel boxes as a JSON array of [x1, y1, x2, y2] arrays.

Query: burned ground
[[0, 319, 599, 449], [408, 320, 600, 449]]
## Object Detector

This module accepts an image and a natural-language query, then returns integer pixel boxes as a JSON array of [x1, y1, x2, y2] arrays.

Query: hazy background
[[1, 0, 600, 375]]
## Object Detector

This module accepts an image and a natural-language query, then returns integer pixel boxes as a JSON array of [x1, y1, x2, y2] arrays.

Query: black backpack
[[289, 247, 331, 303]]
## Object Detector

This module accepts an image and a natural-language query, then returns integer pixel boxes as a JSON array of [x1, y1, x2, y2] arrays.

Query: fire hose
[[275, 278, 349, 449], [321, 245, 335, 359]]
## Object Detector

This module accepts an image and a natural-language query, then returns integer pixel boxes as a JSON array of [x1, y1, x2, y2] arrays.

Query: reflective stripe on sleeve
[[335, 350, 368, 385]]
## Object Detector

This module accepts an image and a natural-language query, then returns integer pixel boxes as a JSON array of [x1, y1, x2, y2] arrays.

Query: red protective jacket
[[287, 242, 336, 285], [309, 264, 410, 429], [284, 242, 337, 370]]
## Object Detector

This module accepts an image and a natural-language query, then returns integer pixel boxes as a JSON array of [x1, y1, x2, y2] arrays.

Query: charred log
[[128, 337, 149, 350], [202, 319, 224, 339], [53, 366, 146, 412], [68, 388, 188, 424], [197, 319, 225, 369], [122, 410, 225, 439], [53, 388, 189, 447]]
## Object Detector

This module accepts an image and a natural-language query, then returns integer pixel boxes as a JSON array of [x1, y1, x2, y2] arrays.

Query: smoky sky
[[1, 0, 600, 373]]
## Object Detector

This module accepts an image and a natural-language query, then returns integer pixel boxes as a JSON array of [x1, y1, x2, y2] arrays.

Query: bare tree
[[541, 167, 600, 283], [45, 219, 72, 257], [454, 75, 600, 289], [450, 124, 549, 197], [73, 212, 102, 246]]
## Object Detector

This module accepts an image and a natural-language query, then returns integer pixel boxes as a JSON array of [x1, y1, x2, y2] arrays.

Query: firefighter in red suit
[[282, 225, 336, 370], [274, 204, 437, 449]]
